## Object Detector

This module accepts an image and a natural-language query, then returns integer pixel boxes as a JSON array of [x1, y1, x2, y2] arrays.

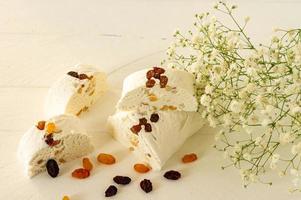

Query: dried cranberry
[[159, 75, 168, 88], [164, 170, 181, 180], [67, 71, 79, 78], [146, 79, 156, 88], [105, 185, 118, 197], [144, 123, 152, 132], [146, 70, 155, 79], [46, 159, 59, 178], [78, 73, 89, 80], [139, 118, 147, 125], [130, 124, 142, 134], [153, 67, 165, 74], [113, 176, 131, 185], [150, 113, 159, 122], [140, 179, 153, 193]]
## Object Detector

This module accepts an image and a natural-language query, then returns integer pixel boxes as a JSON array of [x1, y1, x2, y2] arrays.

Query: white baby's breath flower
[[200, 94, 211, 106], [291, 142, 301, 155], [229, 101, 243, 113]]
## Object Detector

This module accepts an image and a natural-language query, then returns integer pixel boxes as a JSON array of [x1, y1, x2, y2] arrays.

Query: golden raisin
[[148, 94, 158, 102], [36, 121, 46, 130], [82, 157, 93, 171], [97, 153, 116, 165], [71, 168, 90, 179], [182, 153, 198, 163], [46, 122, 56, 134], [134, 163, 151, 173], [62, 196, 70, 200]]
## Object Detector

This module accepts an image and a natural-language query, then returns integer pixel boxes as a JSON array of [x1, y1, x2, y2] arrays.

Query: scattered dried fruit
[[82, 157, 93, 171], [134, 163, 151, 173], [144, 123, 152, 132], [139, 118, 147, 125], [62, 196, 70, 200], [150, 113, 159, 122], [97, 153, 116, 165], [153, 67, 165, 74], [164, 170, 181, 180], [67, 71, 79, 78], [71, 168, 90, 179], [159, 75, 168, 88], [148, 94, 158, 101], [146, 79, 156, 88], [46, 122, 56, 134], [182, 153, 198, 163], [140, 179, 153, 193], [113, 176, 132, 185], [105, 185, 117, 197], [146, 70, 155, 79], [130, 124, 142, 134], [46, 159, 59, 178], [36, 121, 46, 130], [78, 73, 89, 80]]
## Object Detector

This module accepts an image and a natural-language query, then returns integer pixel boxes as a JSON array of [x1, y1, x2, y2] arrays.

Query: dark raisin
[[46, 159, 59, 178], [153, 67, 165, 74], [139, 118, 147, 125], [140, 179, 153, 193], [146, 70, 155, 79], [150, 113, 159, 122], [45, 135, 54, 146], [144, 123, 152, 132], [78, 73, 89, 80], [113, 176, 131, 185], [105, 185, 118, 197], [163, 170, 181, 180], [67, 71, 79, 78], [159, 75, 168, 88], [146, 79, 156, 88], [130, 124, 142, 134]]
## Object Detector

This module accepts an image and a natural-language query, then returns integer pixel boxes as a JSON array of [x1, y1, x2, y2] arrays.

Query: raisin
[[164, 170, 181, 180], [153, 72, 161, 79], [71, 168, 90, 179], [46, 159, 59, 178], [97, 153, 116, 165], [82, 157, 93, 171], [159, 75, 168, 88], [146, 70, 155, 79], [153, 67, 165, 74], [182, 153, 198, 163], [130, 124, 142, 134], [146, 79, 156, 88], [78, 73, 89, 80], [67, 71, 79, 78], [140, 179, 153, 193], [139, 118, 147, 125], [45, 135, 54, 145], [46, 122, 56, 134], [144, 123, 152, 132], [150, 113, 159, 122], [113, 176, 132, 185], [105, 185, 117, 197], [36, 121, 46, 130], [134, 163, 151, 173]]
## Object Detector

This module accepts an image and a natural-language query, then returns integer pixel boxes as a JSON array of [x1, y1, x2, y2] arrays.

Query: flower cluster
[[163, 1, 301, 191]]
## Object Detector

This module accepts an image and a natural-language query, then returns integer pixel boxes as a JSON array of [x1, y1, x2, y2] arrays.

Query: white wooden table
[[1, 0, 301, 199]]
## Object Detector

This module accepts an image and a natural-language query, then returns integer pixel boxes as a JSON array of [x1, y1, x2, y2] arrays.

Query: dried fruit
[[67, 71, 79, 78], [97, 153, 116, 165], [78, 73, 89, 80], [146, 70, 155, 79], [105, 185, 117, 197], [82, 157, 93, 171], [159, 75, 168, 88], [139, 118, 147, 125], [153, 67, 165, 74], [140, 179, 153, 193], [71, 168, 90, 179], [182, 153, 198, 163], [150, 113, 159, 122], [62, 196, 70, 200], [36, 121, 46, 130], [134, 163, 151, 173], [46, 159, 59, 178], [144, 123, 152, 132], [46, 122, 56, 134], [146, 79, 156, 88], [148, 94, 158, 101], [130, 124, 142, 134], [45, 134, 60, 147], [164, 170, 181, 180], [113, 176, 131, 185]]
